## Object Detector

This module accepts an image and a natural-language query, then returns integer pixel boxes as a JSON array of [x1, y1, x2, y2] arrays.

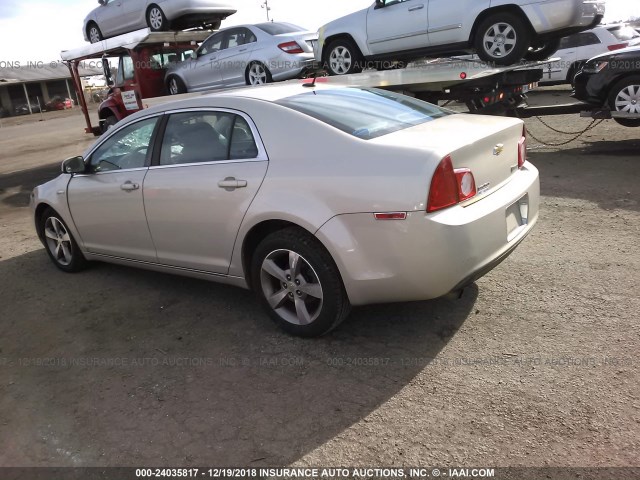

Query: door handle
[[239, 48, 248, 52], [408, 4, 424, 11], [121, 181, 140, 191], [218, 177, 247, 191]]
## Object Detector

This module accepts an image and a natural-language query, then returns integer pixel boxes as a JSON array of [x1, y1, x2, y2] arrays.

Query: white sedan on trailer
[[31, 84, 539, 337], [84, 0, 237, 43]]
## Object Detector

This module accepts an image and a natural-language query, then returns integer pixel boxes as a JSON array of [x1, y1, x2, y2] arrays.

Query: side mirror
[[98, 0, 107, 5], [102, 58, 114, 87], [374, 0, 385, 9], [190, 51, 197, 60], [62, 156, 86, 174]]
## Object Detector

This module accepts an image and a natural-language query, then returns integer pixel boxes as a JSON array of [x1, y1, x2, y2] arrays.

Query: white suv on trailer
[[315, 0, 605, 74]]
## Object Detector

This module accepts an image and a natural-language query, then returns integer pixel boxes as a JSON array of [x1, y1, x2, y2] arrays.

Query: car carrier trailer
[[62, 28, 551, 135], [61, 28, 212, 135]]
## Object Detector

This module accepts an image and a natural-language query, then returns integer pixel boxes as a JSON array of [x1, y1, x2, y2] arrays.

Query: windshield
[[255, 22, 306, 35], [608, 26, 640, 42], [276, 88, 452, 140]]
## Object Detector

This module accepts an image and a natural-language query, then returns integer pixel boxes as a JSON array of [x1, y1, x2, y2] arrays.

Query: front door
[[143, 110, 268, 274], [188, 32, 225, 90], [366, 0, 430, 56], [67, 116, 160, 262]]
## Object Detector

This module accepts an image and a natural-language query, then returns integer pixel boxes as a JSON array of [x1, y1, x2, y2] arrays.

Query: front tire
[[87, 22, 103, 43], [609, 75, 640, 128], [246, 62, 273, 86], [167, 75, 187, 95], [251, 227, 351, 337], [474, 13, 530, 66], [40, 208, 87, 273], [525, 38, 561, 61], [324, 38, 364, 76], [146, 5, 168, 32]]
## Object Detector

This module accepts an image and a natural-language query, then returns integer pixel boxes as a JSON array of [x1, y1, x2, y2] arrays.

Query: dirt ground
[[0, 90, 639, 469]]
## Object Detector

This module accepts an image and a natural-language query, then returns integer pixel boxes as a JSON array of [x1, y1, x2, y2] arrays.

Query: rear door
[[427, 0, 488, 46], [143, 110, 268, 274], [366, 0, 430, 55]]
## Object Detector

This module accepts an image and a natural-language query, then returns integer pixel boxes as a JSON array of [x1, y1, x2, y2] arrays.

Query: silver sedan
[[165, 23, 317, 93], [32, 84, 539, 337], [83, 0, 236, 43]]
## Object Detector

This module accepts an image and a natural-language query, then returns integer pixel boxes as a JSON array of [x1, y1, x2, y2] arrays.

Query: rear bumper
[[158, 0, 236, 21], [315, 163, 540, 306], [268, 56, 316, 81]]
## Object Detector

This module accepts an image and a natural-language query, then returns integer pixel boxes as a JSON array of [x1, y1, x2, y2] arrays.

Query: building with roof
[[0, 62, 101, 117]]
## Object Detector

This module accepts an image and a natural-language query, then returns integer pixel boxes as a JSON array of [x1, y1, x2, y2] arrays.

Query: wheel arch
[[469, 5, 535, 45], [321, 33, 365, 62], [34, 203, 55, 243]]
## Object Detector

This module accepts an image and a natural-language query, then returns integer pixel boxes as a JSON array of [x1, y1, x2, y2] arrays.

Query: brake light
[[278, 41, 304, 54], [518, 126, 527, 169], [608, 43, 628, 51], [427, 155, 477, 213]]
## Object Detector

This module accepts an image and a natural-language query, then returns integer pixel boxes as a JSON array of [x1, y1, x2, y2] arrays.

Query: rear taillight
[[278, 41, 304, 54], [427, 155, 477, 213], [608, 43, 628, 51], [518, 126, 527, 169]]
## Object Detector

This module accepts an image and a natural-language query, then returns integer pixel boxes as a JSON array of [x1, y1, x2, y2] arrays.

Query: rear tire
[[474, 13, 530, 66], [525, 38, 561, 61], [39, 208, 88, 273], [609, 75, 640, 128], [251, 227, 351, 337], [246, 62, 273, 86], [146, 5, 168, 31], [324, 38, 364, 76]]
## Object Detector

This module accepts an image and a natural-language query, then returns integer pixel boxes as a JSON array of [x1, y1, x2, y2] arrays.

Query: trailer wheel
[[474, 13, 530, 66], [147, 5, 168, 31], [324, 38, 363, 76], [608, 75, 640, 128], [167, 76, 186, 95], [525, 38, 561, 61], [87, 23, 103, 44]]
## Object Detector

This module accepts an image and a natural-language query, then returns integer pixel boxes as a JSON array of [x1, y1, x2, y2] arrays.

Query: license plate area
[[506, 194, 529, 242]]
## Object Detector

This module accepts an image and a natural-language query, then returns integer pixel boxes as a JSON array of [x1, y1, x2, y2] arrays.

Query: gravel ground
[[0, 95, 638, 469]]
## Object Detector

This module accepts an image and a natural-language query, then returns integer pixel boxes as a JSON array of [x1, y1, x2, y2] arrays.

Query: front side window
[[199, 33, 224, 55], [90, 117, 158, 172], [160, 112, 259, 166], [276, 88, 452, 140]]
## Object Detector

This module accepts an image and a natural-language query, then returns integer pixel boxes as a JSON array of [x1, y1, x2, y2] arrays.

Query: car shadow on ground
[[0, 249, 478, 466], [0, 163, 61, 208], [529, 138, 640, 212]]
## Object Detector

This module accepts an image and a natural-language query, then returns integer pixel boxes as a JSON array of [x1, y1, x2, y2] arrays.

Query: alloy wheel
[[44, 217, 73, 267], [614, 84, 640, 114], [329, 46, 353, 75], [260, 249, 324, 326], [149, 7, 164, 30], [89, 26, 101, 43], [169, 78, 179, 95], [248, 64, 268, 85], [483, 23, 517, 58]]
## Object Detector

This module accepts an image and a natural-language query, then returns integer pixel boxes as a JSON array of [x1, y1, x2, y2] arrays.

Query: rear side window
[[255, 22, 306, 35], [160, 112, 259, 166], [608, 26, 640, 42], [276, 88, 452, 140]]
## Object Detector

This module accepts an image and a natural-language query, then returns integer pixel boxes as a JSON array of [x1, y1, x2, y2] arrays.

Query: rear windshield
[[255, 22, 306, 35], [608, 26, 640, 41], [276, 88, 452, 140]]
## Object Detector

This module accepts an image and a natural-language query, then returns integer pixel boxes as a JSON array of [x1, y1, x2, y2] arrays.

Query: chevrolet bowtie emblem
[[493, 144, 505, 156]]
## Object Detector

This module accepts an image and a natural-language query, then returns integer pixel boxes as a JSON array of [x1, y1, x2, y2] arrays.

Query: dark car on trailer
[[573, 45, 640, 127]]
